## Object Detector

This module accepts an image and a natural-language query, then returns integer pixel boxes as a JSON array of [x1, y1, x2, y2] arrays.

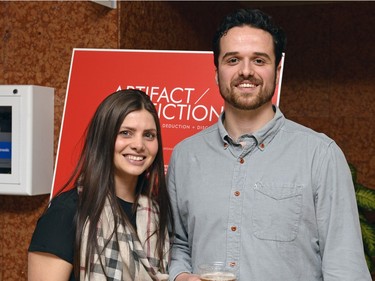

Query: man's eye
[[228, 57, 239, 64], [254, 58, 265, 65]]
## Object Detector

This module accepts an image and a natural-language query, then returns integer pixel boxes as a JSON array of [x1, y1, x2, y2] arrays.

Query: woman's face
[[113, 109, 158, 182]]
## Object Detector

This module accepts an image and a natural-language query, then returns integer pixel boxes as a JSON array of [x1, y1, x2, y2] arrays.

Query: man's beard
[[219, 76, 276, 110]]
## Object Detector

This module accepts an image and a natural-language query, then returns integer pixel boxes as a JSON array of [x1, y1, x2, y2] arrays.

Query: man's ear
[[275, 54, 284, 86], [276, 61, 282, 85], [215, 68, 218, 85]]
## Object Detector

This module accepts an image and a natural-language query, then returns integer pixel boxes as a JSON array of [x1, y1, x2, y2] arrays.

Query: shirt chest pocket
[[252, 182, 303, 242]]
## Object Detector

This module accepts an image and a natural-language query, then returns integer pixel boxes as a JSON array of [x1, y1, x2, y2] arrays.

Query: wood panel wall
[[0, 1, 374, 280]]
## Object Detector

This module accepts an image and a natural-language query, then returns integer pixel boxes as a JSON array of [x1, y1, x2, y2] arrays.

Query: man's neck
[[223, 102, 275, 141]]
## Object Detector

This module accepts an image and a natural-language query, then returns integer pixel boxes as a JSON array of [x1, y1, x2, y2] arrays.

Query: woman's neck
[[114, 175, 137, 203]]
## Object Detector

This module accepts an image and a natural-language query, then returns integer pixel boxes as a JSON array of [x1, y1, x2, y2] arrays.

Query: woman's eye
[[119, 130, 131, 137], [144, 132, 156, 140]]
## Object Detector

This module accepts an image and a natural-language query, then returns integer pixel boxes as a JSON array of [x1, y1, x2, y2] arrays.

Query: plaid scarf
[[80, 195, 170, 281]]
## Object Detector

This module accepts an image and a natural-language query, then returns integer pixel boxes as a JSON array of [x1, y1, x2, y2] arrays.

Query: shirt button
[[239, 158, 244, 164], [234, 191, 240, 196], [229, 262, 236, 267], [259, 143, 265, 149], [224, 143, 228, 148], [231, 226, 237, 231]]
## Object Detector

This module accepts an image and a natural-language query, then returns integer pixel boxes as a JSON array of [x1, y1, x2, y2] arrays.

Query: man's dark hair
[[212, 8, 286, 68]]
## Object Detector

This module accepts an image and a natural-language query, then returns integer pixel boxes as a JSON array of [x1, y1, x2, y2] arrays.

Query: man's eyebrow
[[221, 51, 272, 61], [221, 51, 239, 60], [254, 52, 272, 60]]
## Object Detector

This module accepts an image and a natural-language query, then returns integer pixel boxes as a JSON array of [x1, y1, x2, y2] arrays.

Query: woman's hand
[[175, 272, 201, 281]]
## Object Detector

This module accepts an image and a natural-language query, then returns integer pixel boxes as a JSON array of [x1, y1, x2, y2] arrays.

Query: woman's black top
[[28, 188, 136, 281]]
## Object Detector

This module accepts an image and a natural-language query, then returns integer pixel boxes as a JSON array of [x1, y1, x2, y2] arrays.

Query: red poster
[[52, 49, 284, 195]]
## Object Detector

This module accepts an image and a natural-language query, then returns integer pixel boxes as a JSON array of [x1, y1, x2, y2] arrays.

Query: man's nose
[[239, 60, 254, 77]]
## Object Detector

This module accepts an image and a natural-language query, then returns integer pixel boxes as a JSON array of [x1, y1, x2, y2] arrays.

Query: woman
[[28, 89, 173, 281]]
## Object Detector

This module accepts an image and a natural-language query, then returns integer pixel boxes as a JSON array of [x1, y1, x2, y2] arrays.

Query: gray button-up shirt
[[167, 107, 371, 281]]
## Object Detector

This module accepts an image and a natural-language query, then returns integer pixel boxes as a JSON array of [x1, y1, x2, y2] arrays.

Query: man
[[167, 8, 371, 281]]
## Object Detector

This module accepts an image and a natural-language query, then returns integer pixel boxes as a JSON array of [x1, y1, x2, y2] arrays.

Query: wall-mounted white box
[[0, 85, 54, 195], [91, 0, 117, 9]]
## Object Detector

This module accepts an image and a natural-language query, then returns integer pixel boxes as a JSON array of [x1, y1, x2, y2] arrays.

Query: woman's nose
[[130, 136, 145, 151]]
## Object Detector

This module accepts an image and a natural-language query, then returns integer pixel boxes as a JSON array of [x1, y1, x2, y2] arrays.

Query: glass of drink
[[198, 262, 236, 281]]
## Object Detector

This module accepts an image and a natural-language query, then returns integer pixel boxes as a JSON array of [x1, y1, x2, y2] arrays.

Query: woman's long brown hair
[[57, 89, 173, 279]]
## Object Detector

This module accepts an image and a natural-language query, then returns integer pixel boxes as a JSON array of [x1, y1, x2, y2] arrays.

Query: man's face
[[216, 25, 280, 110]]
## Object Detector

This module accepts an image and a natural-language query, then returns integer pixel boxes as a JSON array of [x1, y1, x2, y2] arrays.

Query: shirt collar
[[218, 106, 285, 150]]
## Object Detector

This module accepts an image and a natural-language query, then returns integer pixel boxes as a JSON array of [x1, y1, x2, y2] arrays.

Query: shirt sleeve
[[167, 150, 193, 281], [315, 142, 372, 280], [28, 189, 77, 264]]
